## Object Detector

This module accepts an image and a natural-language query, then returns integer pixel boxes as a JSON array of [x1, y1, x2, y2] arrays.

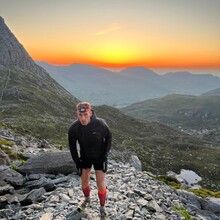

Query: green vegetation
[[10, 163, 20, 172], [59, 145, 64, 151], [173, 206, 192, 220], [155, 175, 181, 189], [0, 146, 16, 159], [157, 175, 220, 198], [0, 122, 8, 129], [111, 156, 120, 162], [0, 138, 15, 146], [0, 144, 28, 161], [0, 67, 78, 144], [188, 188, 220, 198], [17, 152, 28, 161], [19, 159, 26, 165], [122, 94, 220, 131]]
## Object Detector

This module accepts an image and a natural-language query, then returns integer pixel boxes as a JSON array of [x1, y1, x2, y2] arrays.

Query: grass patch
[[155, 175, 181, 189], [0, 139, 27, 161], [0, 138, 15, 146], [173, 206, 192, 220], [187, 188, 220, 198], [157, 175, 220, 198], [10, 163, 20, 172], [20, 159, 26, 165], [0, 123, 8, 129], [0, 145, 28, 161], [58, 145, 64, 151]]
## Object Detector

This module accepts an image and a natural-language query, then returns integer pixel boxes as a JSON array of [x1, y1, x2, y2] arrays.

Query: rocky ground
[[1, 161, 220, 219], [1, 128, 220, 220]]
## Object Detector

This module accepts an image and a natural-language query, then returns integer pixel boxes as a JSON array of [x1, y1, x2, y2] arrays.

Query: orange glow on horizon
[[30, 37, 220, 68], [30, 39, 220, 68], [33, 54, 220, 68]]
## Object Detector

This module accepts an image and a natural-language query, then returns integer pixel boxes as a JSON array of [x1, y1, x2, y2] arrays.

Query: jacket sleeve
[[68, 126, 80, 169], [102, 120, 112, 159]]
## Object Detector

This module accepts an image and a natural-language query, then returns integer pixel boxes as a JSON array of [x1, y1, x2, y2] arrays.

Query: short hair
[[76, 102, 91, 112]]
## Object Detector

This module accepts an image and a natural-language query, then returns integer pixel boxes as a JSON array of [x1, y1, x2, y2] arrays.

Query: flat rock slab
[[19, 151, 76, 175]]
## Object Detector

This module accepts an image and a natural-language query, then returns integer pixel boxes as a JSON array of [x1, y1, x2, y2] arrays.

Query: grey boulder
[[19, 151, 76, 175]]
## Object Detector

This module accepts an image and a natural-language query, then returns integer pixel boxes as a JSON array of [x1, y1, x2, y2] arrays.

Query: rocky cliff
[[0, 16, 44, 75]]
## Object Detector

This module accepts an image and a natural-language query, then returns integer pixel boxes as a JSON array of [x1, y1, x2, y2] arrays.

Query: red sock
[[98, 188, 107, 207], [82, 185, 90, 198]]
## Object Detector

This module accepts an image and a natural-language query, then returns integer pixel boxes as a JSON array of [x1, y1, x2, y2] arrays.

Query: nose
[[81, 115, 86, 120]]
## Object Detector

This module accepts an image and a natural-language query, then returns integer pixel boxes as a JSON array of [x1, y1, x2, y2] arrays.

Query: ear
[[89, 109, 92, 117]]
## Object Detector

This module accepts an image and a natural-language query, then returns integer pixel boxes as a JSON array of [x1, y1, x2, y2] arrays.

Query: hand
[[77, 167, 82, 176], [76, 161, 82, 176]]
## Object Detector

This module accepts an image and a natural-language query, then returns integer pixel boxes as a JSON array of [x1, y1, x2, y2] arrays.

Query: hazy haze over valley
[[37, 61, 220, 107]]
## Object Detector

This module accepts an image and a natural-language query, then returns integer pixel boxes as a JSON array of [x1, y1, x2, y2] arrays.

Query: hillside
[[122, 94, 220, 129], [121, 94, 220, 143], [95, 105, 220, 186], [0, 67, 79, 144], [201, 88, 220, 96]]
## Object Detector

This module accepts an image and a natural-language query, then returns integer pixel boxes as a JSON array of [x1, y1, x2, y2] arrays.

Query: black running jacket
[[68, 113, 112, 169]]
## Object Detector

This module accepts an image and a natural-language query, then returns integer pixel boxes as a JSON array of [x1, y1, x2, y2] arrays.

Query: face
[[77, 110, 92, 126]]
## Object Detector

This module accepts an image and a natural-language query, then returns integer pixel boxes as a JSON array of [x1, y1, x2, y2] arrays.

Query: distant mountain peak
[[121, 66, 154, 72], [164, 71, 219, 79], [119, 66, 159, 77], [0, 16, 44, 74]]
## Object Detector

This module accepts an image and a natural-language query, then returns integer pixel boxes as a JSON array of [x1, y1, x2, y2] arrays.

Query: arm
[[68, 126, 80, 170], [102, 120, 112, 159]]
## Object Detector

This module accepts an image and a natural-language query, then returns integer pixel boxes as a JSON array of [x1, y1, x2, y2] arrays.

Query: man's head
[[76, 102, 92, 126]]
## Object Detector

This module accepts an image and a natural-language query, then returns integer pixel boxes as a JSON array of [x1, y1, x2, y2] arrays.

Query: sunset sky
[[1, 0, 220, 70]]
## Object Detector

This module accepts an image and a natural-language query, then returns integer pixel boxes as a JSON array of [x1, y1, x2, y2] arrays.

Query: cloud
[[93, 22, 123, 36]]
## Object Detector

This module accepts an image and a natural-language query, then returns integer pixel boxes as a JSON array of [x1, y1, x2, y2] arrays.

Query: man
[[68, 102, 112, 219]]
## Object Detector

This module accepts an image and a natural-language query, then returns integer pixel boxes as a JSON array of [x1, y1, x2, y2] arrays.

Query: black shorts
[[81, 158, 107, 172]]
